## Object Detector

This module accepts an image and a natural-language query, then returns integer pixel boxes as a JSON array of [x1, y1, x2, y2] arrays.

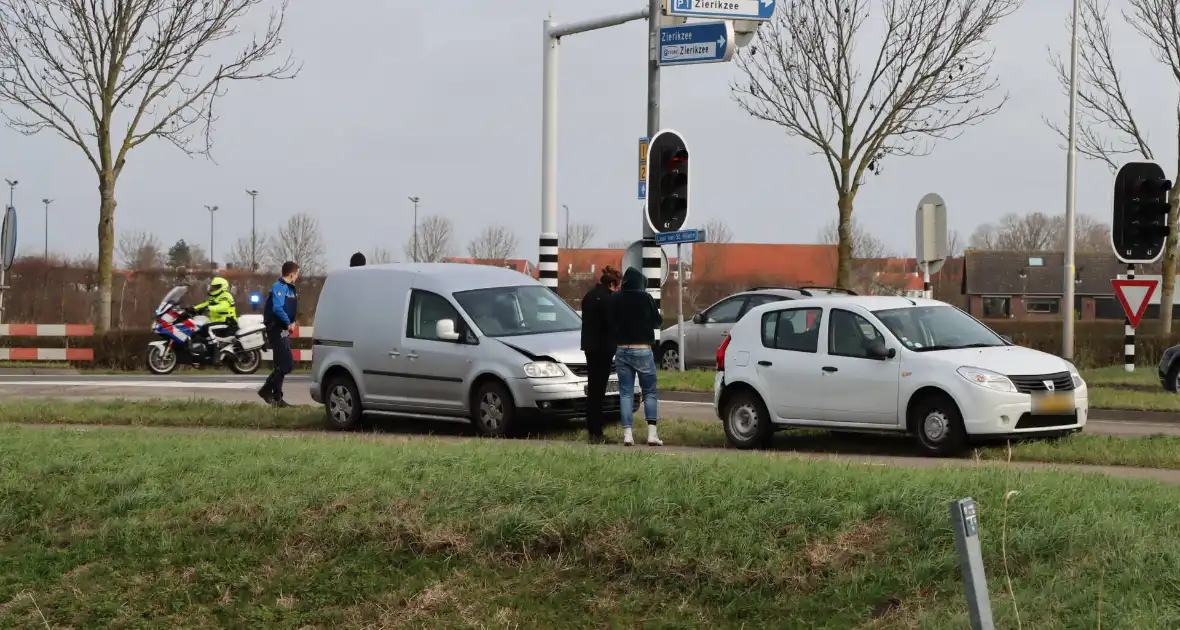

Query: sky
[[0, 0, 1174, 271]]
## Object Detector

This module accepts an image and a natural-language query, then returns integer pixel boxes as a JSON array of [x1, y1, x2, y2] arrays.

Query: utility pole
[[205, 205, 219, 269], [408, 196, 420, 262], [246, 189, 259, 271], [644, 0, 663, 343], [41, 198, 52, 260], [563, 204, 570, 247], [1062, 0, 1081, 361]]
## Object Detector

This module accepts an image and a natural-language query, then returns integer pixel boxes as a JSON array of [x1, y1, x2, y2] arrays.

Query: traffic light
[[1113, 161, 1172, 263], [646, 129, 689, 233]]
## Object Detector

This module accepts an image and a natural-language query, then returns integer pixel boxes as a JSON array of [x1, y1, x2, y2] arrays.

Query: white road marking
[[663, 400, 713, 407], [0, 380, 261, 390]]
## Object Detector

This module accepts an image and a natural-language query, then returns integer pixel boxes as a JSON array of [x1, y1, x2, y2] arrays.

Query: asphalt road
[[0, 374, 1177, 438]]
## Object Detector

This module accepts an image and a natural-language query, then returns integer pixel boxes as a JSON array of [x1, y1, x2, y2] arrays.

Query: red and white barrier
[[0, 324, 94, 337], [0, 323, 94, 362], [0, 348, 94, 361], [261, 349, 313, 362]]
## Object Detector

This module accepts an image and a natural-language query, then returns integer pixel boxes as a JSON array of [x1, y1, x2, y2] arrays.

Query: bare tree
[[225, 233, 266, 271], [563, 222, 596, 249], [116, 230, 165, 270], [467, 225, 519, 259], [1046, 0, 1179, 330], [818, 217, 890, 259], [947, 229, 965, 258], [732, 0, 1019, 288], [404, 215, 454, 262], [605, 239, 631, 249], [266, 214, 325, 276], [703, 219, 733, 244], [0, 1, 298, 331], [969, 212, 1111, 252], [369, 247, 396, 264]]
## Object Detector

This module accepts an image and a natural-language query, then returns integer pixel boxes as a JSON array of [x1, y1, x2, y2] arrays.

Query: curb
[[0, 367, 80, 376]]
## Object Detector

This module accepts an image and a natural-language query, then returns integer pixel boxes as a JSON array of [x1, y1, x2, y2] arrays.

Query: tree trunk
[[835, 192, 854, 289], [95, 173, 116, 332]]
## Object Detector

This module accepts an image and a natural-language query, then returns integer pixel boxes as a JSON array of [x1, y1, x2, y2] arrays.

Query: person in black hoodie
[[608, 267, 663, 446], [580, 265, 622, 444]]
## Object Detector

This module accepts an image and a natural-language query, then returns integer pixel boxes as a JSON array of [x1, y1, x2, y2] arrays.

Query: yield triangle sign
[[1112, 278, 1159, 328]]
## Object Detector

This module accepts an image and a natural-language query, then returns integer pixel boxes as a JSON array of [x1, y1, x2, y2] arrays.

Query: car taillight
[[716, 335, 731, 371]]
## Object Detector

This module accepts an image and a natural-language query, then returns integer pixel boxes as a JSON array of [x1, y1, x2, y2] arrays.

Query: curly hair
[[600, 265, 622, 287]]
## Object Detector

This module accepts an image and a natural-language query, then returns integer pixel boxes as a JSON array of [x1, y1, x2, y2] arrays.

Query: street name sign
[[665, 0, 776, 21], [1112, 278, 1158, 328], [655, 228, 707, 245], [658, 21, 735, 67]]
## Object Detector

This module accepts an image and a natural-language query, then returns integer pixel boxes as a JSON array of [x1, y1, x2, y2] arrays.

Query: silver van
[[309, 263, 635, 435]]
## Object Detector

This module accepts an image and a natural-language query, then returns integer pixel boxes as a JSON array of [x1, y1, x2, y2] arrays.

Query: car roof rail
[[798, 285, 858, 296], [745, 285, 811, 296]]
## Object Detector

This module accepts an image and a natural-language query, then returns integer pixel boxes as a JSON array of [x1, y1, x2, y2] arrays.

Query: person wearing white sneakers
[[608, 268, 663, 446]]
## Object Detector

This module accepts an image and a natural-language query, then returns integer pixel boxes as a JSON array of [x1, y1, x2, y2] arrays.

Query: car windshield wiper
[[913, 342, 1001, 352]]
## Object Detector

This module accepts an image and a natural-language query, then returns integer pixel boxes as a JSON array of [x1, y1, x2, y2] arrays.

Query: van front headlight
[[523, 361, 565, 378]]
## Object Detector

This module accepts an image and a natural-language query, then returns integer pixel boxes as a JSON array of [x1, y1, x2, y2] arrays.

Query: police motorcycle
[[146, 285, 267, 375]]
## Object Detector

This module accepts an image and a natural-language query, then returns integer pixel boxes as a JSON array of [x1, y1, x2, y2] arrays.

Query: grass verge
[[9, 398, 1180, 470], [3, 426, 1180, 627]]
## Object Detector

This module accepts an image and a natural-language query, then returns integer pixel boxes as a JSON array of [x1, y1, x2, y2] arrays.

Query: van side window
[[407, 290, 464, 342]]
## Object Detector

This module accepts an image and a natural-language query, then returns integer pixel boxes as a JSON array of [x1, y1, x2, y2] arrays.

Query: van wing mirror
[[436, 319, 461, 342]]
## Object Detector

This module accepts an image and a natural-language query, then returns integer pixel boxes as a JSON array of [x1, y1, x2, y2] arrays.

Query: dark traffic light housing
[[1113, 161, 1172, 264], [646, 129, 689, 233]]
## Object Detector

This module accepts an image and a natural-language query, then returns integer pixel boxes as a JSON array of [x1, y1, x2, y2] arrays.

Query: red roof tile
[[691, 243, 838, 286]]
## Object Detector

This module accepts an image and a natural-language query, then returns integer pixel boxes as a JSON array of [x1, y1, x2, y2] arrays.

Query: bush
[[988, 321, 1179, 369]]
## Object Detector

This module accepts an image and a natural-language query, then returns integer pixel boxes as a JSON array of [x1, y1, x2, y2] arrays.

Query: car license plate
[[1031, 391, 1074, 415], [585, 381, 621, 395]]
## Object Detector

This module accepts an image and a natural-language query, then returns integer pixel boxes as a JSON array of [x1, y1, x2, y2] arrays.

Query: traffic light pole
[[644, 0, 663, 344], [539, 8, 651, 293]]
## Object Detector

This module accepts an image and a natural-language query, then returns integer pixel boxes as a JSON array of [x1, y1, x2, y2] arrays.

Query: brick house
[[962, 250, 1127, 321]]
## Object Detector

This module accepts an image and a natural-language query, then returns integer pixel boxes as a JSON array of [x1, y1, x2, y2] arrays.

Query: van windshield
[[453, 285, 581, 337]]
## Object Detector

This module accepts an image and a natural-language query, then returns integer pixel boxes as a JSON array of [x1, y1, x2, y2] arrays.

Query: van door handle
[[758, 360, 772, 366], [407, 352, 418, 360], [822, 366, 838, 373], [389, 351, 400, 357]]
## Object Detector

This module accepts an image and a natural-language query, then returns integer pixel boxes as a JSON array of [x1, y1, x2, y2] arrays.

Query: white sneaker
[[647, 425, 663, 447], [623, 428, 634, 446]]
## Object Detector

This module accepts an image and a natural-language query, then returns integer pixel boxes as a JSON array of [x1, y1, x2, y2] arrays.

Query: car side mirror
[[436, 319, 461, 342], [692, 313, 703, 324], [868, 342, 894, 360]]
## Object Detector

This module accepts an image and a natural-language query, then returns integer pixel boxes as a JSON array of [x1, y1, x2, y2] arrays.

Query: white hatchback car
[[713, 296, 1088, 456]]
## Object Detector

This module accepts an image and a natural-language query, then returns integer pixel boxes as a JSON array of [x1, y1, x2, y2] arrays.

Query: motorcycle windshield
[[157, 286, 188, 314]]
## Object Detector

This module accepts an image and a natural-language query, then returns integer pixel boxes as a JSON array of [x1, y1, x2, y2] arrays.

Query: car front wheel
[[722, 389, 773, 450], [660, 343, 680, 370], [908, 393, 967, 457], [471, 380, 517, 437], [325, 375, 364, 431]]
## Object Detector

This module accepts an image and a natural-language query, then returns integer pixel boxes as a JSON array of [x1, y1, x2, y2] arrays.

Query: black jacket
[[608, 268, 662, 346], [580, 282, 616, 354]]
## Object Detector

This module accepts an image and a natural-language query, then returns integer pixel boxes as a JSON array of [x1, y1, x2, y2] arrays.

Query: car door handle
[[407, 352, 418, 360], [389, 350, 401, 357], [758, 360, 772, 366], [822, 366, 838, 373]]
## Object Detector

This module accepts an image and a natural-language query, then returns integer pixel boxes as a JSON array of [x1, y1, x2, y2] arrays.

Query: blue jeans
[[616, 347, 657, 428]]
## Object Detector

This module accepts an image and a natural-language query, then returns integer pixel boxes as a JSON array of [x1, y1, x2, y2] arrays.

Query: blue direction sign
[[655, 228, 707, 246], [658, 21, 735, 67], [667, 0, 775, 21]]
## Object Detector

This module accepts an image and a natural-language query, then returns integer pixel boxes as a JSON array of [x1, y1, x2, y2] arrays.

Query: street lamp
[[245, 189, 259, 270], [41, 198, 53, 260], [1062, 0, 1081, 360], [205, 205, 219, 269], [4, 179, 16, 209], [408, 196, 420, 262]]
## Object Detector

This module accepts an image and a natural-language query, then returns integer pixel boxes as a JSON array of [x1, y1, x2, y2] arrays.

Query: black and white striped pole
[[1125, 265, 1135, 372]]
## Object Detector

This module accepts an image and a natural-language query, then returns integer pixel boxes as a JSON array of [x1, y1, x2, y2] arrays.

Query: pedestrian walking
[[608, 267, 663, 446], [580, 265, 621, 443], [350, 252, 366, 267], [258, 261, 300, 407]]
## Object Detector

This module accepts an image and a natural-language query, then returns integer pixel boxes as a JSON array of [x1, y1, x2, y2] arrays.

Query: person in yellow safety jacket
[[194, 277, 238, 340]]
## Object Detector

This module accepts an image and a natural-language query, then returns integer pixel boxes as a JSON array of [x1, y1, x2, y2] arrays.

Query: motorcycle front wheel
[[146, 345, 179, 375], [229, 349, 262, 375]]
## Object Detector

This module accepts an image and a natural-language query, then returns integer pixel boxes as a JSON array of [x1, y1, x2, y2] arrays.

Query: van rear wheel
[[471, 380, 516, 437]]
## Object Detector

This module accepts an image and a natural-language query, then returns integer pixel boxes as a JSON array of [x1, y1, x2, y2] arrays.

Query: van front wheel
[[471, 380, 516, 437]]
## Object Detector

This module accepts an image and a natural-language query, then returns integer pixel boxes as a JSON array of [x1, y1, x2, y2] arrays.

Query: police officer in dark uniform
[[580, 265, 621, 443], [258, 261, 300, 406]]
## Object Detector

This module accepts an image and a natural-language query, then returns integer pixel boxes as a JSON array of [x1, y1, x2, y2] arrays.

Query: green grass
[[1082, 366, 1159, 388], [10, 398, 1180, 471], [5, 427, 1180, 627]]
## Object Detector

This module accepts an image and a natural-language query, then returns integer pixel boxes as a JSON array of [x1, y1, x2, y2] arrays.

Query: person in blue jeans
[[608, 267, 663, 446]]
